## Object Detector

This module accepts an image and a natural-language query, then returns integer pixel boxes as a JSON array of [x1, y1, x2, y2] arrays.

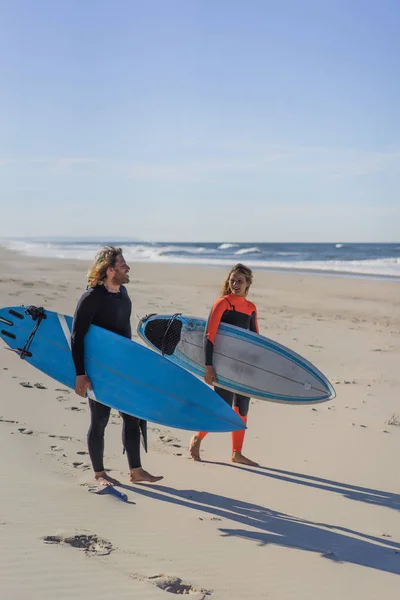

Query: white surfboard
[[137, 314, 336, 405]]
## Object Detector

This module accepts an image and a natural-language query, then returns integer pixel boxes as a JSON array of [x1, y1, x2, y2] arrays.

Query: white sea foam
[[218, 243, 239, 250], [2, 240, 399, 278], [235, 246, 262, 255], [4, 240, 103, 260]]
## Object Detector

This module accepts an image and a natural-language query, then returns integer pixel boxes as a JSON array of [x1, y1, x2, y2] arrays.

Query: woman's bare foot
[[189, 435, 202, 461], [232, 452, 259, 467], [94, 471, 121, 486], [129, 467, 163, 483]]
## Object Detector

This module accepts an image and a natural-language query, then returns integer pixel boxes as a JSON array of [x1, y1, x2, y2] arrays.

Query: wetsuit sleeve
[[204, 298, 229, 366], [71, 291, 99, 376], [120, 286, 132, 338], [249, 307, 259, 334]]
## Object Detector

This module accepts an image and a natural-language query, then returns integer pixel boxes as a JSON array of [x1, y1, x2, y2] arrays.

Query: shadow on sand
[[120, 480, 400, 575]]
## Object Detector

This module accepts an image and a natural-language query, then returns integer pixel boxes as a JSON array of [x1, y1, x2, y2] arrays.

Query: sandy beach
[[0, 245, 399, 600]]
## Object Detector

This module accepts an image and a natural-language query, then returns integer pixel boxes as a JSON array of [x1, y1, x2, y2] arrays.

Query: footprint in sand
[[48, 434, 81, 442], [65, 406, 83, 412], [20, 382, 33, 388], [43, 533, 113, 556], [18, 428, 34, 435], [0, 417, 18, 424], [159, 435, 182, 449], [57, 396, 69, 402], [72, 461, 90, 470], [146, 574, 212, 597]]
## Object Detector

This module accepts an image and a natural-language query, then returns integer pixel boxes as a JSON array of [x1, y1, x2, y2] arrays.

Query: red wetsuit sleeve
[[206, 297, 230, 344]]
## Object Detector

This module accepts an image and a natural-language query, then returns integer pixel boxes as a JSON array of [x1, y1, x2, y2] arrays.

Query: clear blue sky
[[0, 0, 399, 242]]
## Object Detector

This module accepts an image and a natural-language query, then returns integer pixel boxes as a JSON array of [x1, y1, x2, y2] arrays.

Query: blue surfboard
[[137, 314, 335, 404], [0, 305, 245, 432]]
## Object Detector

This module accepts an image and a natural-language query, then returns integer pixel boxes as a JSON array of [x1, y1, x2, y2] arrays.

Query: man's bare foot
[[94, 471, 121, 486], [129, 467, 163, 483], [232, 452, 259, 467], [189, 434, 202, 461]]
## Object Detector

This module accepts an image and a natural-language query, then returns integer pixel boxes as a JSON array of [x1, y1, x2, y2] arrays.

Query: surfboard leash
[[18, 305, 47, 359]]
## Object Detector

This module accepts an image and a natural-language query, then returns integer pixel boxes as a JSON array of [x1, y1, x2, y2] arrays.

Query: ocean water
[[2, 239, 400, 279]]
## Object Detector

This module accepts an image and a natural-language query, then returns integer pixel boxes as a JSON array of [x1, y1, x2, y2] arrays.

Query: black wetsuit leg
[[214, 386, 250, 417], [233, 393, 250, 417], [88, 400, 142, 471], [120, 412, 142, 469], [87, 399, 111, 472]]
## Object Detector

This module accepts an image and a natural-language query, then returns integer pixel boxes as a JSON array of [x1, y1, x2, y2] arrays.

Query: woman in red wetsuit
[[189, 263, 259, 466]]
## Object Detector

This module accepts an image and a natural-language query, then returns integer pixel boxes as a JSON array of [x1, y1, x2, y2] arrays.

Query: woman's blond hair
[[221, 263, 254, 297], [87, 246, 122, 287]]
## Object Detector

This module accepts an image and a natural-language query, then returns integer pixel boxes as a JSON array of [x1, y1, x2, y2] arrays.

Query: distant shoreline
[[1, 244, 399, 283]]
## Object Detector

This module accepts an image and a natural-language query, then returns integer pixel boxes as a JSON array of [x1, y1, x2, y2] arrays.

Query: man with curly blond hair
[[71, 246, 163, 486]]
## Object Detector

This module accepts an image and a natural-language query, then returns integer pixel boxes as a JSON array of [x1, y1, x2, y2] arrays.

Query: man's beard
[[112, 273, 129, 286]]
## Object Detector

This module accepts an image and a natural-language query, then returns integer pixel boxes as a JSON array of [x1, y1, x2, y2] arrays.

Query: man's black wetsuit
[[71, 284, 142, 471]]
